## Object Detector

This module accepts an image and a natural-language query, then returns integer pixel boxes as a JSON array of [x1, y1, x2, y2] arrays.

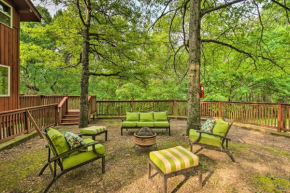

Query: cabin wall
[[0, 0, 20, 111]]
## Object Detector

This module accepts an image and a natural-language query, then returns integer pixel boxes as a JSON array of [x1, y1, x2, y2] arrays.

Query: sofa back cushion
[[154, 111, 167, 121], [47, 128, 70, 155], [126, 112, 140, 121], [212, 119, 229, 137], [140, 112, 153, 122]]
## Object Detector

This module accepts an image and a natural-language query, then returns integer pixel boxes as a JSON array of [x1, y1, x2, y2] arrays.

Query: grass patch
[[261, 146, 290, 157], [0, 150, 46, 192], [251, 174, 290, 193], [230, 143, 250, 152]]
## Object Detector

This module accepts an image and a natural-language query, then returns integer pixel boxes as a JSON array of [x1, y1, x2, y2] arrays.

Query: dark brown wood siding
[[0, 0, 20, 111]]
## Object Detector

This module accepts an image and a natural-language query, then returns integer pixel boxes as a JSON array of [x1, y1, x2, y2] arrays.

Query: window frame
[[0, 0, 13, 29], [0, 64, 10, 97]]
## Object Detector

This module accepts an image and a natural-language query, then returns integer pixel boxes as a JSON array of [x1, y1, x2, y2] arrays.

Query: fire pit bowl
[[134, 127, 157, 147]]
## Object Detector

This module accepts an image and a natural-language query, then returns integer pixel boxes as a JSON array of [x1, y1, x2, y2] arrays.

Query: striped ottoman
[[149, 146, 202, 193], [80, 126, 107, 141]]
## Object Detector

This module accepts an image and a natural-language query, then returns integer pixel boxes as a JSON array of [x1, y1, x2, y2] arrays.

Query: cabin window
[[0, 0, 12, 28], [0, 64, 10, 97]]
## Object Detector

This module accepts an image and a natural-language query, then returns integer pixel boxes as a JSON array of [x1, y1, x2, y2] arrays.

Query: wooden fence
[[0, 104, 58, 143], [96, 100, 290, 132]]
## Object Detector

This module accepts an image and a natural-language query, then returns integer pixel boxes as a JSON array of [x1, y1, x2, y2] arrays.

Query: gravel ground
[[0, 119, 289, 193]]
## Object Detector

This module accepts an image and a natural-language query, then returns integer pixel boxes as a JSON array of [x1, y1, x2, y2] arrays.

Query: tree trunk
[[79, 1, 91, 128], [187, 0, 201, 135]]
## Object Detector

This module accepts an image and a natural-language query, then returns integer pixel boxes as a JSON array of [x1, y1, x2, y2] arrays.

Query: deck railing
[[96, 100, 290, 132], [0, 104, 58, 143]]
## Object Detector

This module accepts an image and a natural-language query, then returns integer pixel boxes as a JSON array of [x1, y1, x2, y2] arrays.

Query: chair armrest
[[77, 133, 85, 137], [50, 141, 100, 161], [196, 130, 231, 141]]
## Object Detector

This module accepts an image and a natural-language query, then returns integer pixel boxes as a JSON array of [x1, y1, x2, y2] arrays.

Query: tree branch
[[202, 39, 289, 74], [89, 72, 122, 77], [271, 0, 290, 11], [202, 0, 246, 16], [76, 0, 88, 27]]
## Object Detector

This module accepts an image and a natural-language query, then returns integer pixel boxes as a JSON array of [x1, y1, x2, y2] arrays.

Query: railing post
[[277, 104, 282, 132], [131, 101, 134, 111], [173, 100, 177, 117], [219, 102, 222, 118], [55, 105, 58, 126], [24, 110, 30, 133]]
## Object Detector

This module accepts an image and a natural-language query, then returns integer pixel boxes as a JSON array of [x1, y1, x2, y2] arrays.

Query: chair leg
[[44, 172, 65, 193], [168, 127, 171, 136], [225, 150, 235, 162], [198, 164, 202, 189], [39, 162, 50, 176], [121, 128, 123, 136], [148, 161, 151, 179], [102, 156, 105, 174], [164, 175, 167, 193], [190, 143, 193, 152], [105, 130, 108, 141]]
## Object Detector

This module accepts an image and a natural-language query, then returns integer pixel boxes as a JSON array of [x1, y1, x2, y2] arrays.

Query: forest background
[[20, 0, 290, 103]]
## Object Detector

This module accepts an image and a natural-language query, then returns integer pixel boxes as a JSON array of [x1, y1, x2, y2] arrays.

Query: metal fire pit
[[134, 127, 157, 147]]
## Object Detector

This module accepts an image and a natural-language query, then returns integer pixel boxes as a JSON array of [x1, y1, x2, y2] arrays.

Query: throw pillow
[[200, 119, 216, 133], [212, 118, 229, 137], [64, 132, 86, 149]]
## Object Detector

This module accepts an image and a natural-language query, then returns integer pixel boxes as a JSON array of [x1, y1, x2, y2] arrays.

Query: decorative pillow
[[200, 119, 216, 133], [212, 119, 229, 137], [140, 112, 153, 122], [154, 111, 167, 121], [64, 132, 86, 149], [126, 112, 140, 121]]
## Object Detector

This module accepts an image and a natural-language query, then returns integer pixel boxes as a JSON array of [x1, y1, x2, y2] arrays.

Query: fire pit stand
[[134, 127, 157, 151]]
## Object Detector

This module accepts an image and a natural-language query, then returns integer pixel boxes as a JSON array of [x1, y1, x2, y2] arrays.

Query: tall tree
[[148, 0, 290, 134]]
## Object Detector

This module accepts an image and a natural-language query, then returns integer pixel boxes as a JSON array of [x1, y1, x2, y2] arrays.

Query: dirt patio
[[0, 119, 290, 193]]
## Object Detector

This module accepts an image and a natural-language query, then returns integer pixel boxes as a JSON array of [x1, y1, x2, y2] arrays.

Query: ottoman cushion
[[80, 126, 106, 135], [150, 146, 199, 174]]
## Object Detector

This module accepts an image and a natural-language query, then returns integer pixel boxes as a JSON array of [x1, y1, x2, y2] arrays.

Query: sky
[[32, 0, 64, 16]]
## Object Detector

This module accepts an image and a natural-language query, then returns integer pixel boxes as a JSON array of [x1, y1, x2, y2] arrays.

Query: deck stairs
[[61, 110, 80, 125]]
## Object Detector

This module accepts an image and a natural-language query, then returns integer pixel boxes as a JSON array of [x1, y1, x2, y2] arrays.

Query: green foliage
[[251, 174, 290, 193], [19, 1, 290, 103]]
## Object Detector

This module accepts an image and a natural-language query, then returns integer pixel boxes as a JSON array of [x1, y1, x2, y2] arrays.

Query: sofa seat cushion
[[62, 138, 105, 170], [47, 128, 70, 155], [137, 122, 154, 127], [122, 121, 137, 127], [126, 112, 140, 121], [189, 129, 222, 147], [150, 146, 199, 174], [80, 126, 106, 134], [154, 121, 170, 127], [154, 111, 167, 121], [212, 119, 229, 137], [140, 112, 154, 122]]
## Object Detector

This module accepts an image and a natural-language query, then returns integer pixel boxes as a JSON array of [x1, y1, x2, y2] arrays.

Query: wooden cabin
[[0, 0, 41, 111]]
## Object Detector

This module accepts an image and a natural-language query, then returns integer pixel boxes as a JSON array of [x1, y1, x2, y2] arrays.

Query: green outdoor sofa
[[121, 111, 171, 135]]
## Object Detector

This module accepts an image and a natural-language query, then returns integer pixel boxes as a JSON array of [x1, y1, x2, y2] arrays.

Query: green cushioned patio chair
[[189, 118, 235, 162], [39, 128, 105, 193]]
